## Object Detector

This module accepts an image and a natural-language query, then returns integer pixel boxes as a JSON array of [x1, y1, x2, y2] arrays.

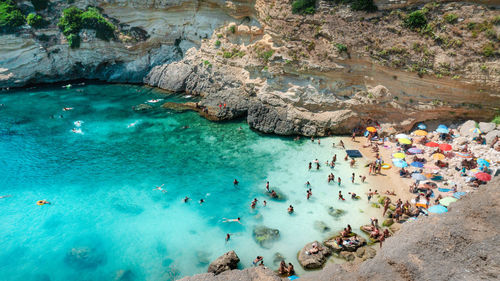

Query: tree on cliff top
[[0, 0, 25, 31]]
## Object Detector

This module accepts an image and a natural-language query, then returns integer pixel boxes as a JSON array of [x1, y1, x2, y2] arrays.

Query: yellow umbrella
[[366, 127, 377, 133], [432, 153, 445, 160], [392, 152, 406, 159], [414, 130, 428, 136], [398, 138, 412, 145]]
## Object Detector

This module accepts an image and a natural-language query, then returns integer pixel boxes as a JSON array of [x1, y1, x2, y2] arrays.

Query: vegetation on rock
[[350, 0, 377, 12], [27, 13, 45, 28], [58, 6, 115, 48], [0, 0, 25, 31], [404, 10, 427, 30], [443, 13, 458, 24], [292, 0, 315, 15], [31, 0, 49, 11]]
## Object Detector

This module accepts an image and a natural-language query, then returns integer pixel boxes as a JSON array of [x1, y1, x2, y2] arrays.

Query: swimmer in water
[[183, 196, 190, 203], [222, 217, 242, 224], [199, 199, 205, 205], [306, 188, 312, 200], [288, 205, 294, 214], [127, 120, 139, 128], [62, 107, 73, 111], [338, 191, 345, 200], [266, 181, 270, 192], [233, 179, 239, 186], [73, 120, 83, 127], [263, 200, 267, 207], [153, 184, 166, 193], [351, 173, 355, 183], [0, 195, 12, 199], [338, 177, 341, 186], [305, 181, 311, 187], [308, 162, 312, 170], [226, 233, 231, 242]]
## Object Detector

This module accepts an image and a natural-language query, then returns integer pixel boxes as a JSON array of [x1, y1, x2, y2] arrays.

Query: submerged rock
[[253, 226, 280, 248], [133, 104, 152, 112], [115, 269, 135, 281], [314, 221, 330, 233], [272, 252, 285, 265], [327, 207, 346, 219], [65, 247, 106, 269], [339, 251, 355, 262], [207, 250, 240, 275], [196, 251, 211, 265], [297, 241, 332, 269]]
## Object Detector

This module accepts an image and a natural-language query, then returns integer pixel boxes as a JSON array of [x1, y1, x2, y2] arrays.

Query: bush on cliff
[[350, 0, 377, 12], [31, 0, 49, 11], [404, 10, 427, 30], [0, 0, 25, 31], [58, 6, 115, 48], [292, 0, 315, 15], [27, 13, 45, 28]]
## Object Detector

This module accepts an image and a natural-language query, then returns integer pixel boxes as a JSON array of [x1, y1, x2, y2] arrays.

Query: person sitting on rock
[[286, 263, 295, 276], [252, 256, 263, 266], [307, 242, 320, 255], [270, 190, 278, 198], [278, 260, 287, 275]]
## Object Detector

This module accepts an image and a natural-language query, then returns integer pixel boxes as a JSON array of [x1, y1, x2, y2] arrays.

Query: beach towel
[[288, 275, 299, 280], [346, 150, 363, 158]]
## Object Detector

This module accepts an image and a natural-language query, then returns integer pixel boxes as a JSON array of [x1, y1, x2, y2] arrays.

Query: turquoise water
[[0, 84, 377, 280]]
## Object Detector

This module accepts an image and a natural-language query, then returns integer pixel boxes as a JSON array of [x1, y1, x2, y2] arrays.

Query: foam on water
[[0, 84, 377, 280]]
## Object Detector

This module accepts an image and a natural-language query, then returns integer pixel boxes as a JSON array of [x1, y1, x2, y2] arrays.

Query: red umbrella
[[439, 143, 452, 151], [475, 172, 492, 182], [425, 142, 439, 147]]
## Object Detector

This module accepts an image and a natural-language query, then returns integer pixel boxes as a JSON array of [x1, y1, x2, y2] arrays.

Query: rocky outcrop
[[145, 62, 194, 92], [297, 241, 332, 269], [207, 251, 240, 275], [253, 226, 280, 249], [180, 266, 281, 281]]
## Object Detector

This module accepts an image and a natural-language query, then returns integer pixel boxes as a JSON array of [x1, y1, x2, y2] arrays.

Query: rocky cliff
[[1, 0, 500, 135]]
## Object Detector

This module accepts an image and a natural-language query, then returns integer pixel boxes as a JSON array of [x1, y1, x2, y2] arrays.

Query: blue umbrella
[[477, 158, 490, 167], [436, 127, 449, 134], [438, 124, 448, 129], [453, 192, 466, 199], [418, 123, 427, 130], [364, 130, 369, 137], [428, 205, 448, 213], [411, 161, 424, 168], [392, 159, 408, 168], [412, 173, 427, 181]]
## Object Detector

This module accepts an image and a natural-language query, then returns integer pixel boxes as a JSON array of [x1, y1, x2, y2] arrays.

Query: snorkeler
[[153, 184, 166, 193]]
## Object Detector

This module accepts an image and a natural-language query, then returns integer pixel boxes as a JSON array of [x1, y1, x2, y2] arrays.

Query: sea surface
[[0, 84, 377, 280]]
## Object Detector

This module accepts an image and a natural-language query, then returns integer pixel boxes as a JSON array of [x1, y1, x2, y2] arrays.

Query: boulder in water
[[272, 252, 285, 265], [133, 104, 152, 112], [383, 218, 394, 227], [207, 250, 240, 275], [253, 226, 280, 248], [297, 241, 332, 269], [115, 269, 135, 281], [327, 207, 346, 219], [314, 221, 330, 233], [339, 251, 355, 261], [65, 247, 106, 269], [478, 122, 496, 134], [196, 251, 211, 265], [458, 120, 476, 137]]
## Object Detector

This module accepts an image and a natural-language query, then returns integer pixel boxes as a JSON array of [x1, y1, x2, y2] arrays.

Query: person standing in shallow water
[[308, 162, 312, 170], [338, 177, 341, 186], [351, 173, 355, 183], [233, 179, 239, 186], [288, 205, 294, 214], [226, 233, 230, 242], [266, 181, 270, 192]]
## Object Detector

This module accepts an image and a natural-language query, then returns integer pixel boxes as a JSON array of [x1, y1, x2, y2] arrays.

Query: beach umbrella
[[398, 138, 412, 145], [392, 152, 406, 159], [477, 158, 490, 167], [436, 127, 450, 134], [432, 153, 445, 160], [425, 142, 439, 147], [366, 127, 377, 132], [395, 133, 410, 139], [411, 161, 424, 168], [392, 159, 408, 168], [431, 175, 443, 181], [453, 192, 467, 199], [456, 152, 472, 158], [428, 205, 448, 213], [439, 197, 457, 207], [408, 148, 423, 154], [470, 128, 482, 134], [438, 124, 448, 129], [414, 130, 428, 136], [439, 143, 452, 151], [418, 123, 427, 130], [475, 172, 492, 182], [412, 173, 427, 181]]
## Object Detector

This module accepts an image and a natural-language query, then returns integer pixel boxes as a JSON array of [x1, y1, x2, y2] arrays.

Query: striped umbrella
[[456, 152, 472, 158], [408, 148, 423, 154]]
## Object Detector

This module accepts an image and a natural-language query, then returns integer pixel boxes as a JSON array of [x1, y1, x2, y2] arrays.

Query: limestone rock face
[[478, 122, 496, 134], [297, 241, 332, 269], [458, 120, 477, 137], [144, 62, 194, 92], [485, 130, 500, 145], [207, 251, 240, 275]]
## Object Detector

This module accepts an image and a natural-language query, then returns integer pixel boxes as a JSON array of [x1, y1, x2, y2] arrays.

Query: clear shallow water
[[0, 84, 376, 280]]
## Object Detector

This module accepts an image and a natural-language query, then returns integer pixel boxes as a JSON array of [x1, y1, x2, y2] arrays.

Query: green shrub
[[492, 115, 500, 124], [81, 7, 115, 41], [291, 0, 315, 15], [215, 40, 221, 47], [228, 25, 235, 33], [31, 0, 49, 11], [485, 28, 497, 40], [0, 0, 25, 30], [482, 43, 495, 57], [443, 13, 458, 24], [404, 10, 427, 30], [67, 33, 80, 48], [27, 13, 44, 28], [493, 15, 500, 25], [350, 0, 377, 12], [335, 43, 347, 52], [58, 6, 115, 47], [258, 49, 274, 62]]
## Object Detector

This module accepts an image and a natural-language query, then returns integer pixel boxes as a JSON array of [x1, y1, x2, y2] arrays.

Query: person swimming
[[351, 173, 355, 183], [62, 107, 73, 111], [263, 200, 267, 206], [0, 195, 12, 199], [306, 189, 312, 200], [71, 128, 83, 134], [222, 217, 242, 224], [127, 120, 139, 128], [73, 120, 83, 127], [153, 184, 166, 193], [183, 196, 190, 203], [288, 205, 294, 214], [266, 181, 270, 192], [226, 233, 231, 242], [199, 199, 205, 205], [233, 179, 239, 186], [338, 177, 341, 186]]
